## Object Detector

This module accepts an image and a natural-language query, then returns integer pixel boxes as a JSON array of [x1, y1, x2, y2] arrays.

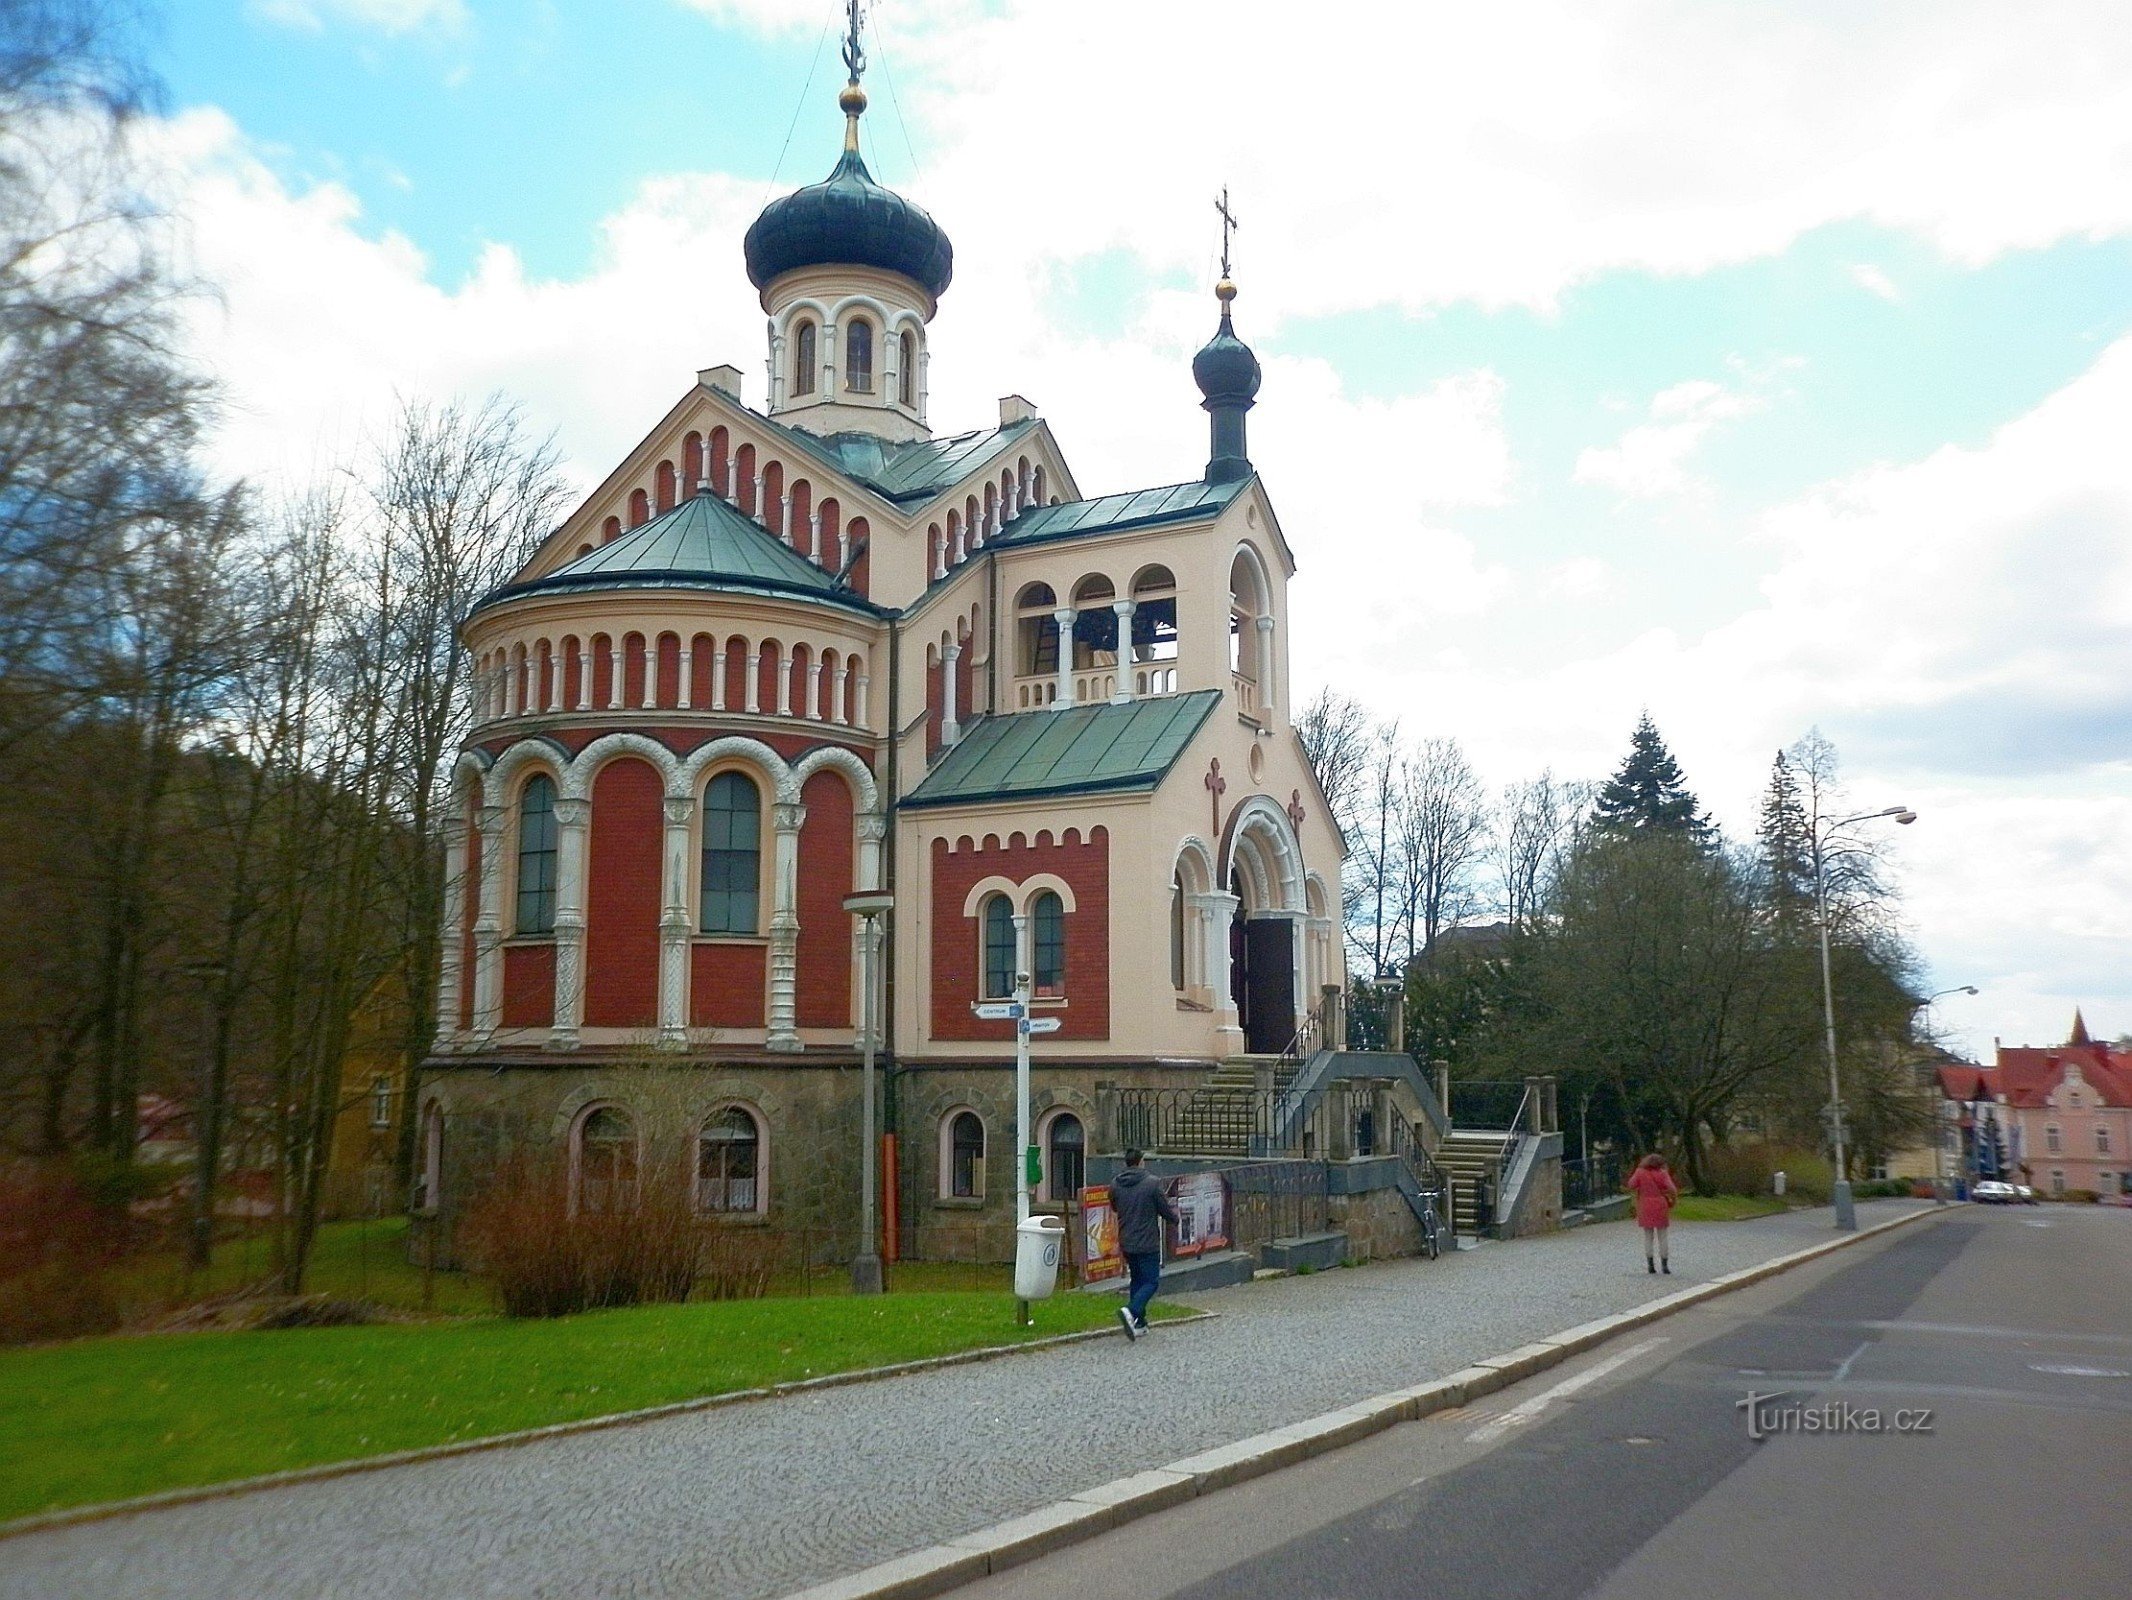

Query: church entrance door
[[1240, 917, 1295, 1055]]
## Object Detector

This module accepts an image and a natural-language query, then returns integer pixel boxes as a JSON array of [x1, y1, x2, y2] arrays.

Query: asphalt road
[[950, 1205, 2132, 1600]]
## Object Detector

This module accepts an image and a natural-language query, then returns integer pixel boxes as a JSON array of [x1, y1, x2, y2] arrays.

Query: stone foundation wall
[[1328, 1183, 1425, 1261]]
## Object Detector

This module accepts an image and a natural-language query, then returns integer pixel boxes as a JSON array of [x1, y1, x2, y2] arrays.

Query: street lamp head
[[1892, 808, 1917, 825], [1958, 984, 1978, 996]]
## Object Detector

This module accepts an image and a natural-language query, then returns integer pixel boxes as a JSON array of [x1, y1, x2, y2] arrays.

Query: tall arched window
[[846, 318, 874, 393], [793, 321, 817, 396], [1032, 890, 1065, 998], [1045, 1112, 1084, 1202], [898, 330, 916, 406], [515, 775, 557, 935], [700, 771, 761, 934], [982, 893, 1015, 1000], [948, 1110, 984, 1199], [1170, 869, 1186, 990], [575, 1106, 637, 1214], [696, 1107, 761, 1213]]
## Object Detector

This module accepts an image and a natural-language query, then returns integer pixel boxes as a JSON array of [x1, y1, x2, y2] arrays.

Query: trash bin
[[1014, 1215, 1067, 1301], [1773, 1170, 1787, 1197]]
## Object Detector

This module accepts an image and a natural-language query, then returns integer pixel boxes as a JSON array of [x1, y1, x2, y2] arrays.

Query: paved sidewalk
[[0, 1201, 1932, 1600]]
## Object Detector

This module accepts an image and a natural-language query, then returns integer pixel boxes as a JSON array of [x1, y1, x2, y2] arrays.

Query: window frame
[[793, 320, 817, 396], [573, 1103, 639, 1216], [943, 1108, 986, 1200], [695, 1105, 765, 1216], [980, 893, 1016, 1001], [699, 769, 763, 936], [1031, 890, 1065, 999], [514, 774, 559, 936], [1041, 1109, 1085, 1203], [846, 317, 874, 394], [370, 1074, 392, 1130], [898, 329, 916, 406]]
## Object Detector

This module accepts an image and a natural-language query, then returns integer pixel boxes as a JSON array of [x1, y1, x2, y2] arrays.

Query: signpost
[[843, 890, 894, 1294], [969, 918, 1052, 1325]]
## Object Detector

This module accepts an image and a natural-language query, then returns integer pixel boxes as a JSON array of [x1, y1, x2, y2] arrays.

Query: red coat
[[1627, 1165, 1678, 1229]]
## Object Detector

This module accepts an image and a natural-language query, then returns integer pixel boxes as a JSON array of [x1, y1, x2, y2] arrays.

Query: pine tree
[[1592, 714, 1707, 836], [1757, 749, 1814, 921]]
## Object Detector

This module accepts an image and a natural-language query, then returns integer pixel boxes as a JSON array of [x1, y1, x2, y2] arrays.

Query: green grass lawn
[[0, 1289, 1183, 1522], [1671, 1194, 1789, 1221]]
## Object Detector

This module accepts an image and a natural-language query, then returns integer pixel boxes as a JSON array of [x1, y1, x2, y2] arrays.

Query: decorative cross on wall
[[1206, 757, 1227, 837], [1287, 789, 1306, 833]]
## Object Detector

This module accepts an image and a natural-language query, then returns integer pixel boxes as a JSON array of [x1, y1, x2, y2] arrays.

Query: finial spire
[[838, 0, 869, 152]]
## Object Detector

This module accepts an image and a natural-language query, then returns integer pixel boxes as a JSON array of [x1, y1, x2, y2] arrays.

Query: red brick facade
[[583, 756, 663, 1027], [500, 943, 555, 1029], [929, 827, 1109, 1042], [690, 942, 766, 1027], [795, 769, 856, 1026]]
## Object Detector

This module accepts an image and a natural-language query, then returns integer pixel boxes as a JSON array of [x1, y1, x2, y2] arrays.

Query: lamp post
[[1916, 987, 1977, 1206], [844, 891, 894, 1294], [1813, 803, 1916, 1230]]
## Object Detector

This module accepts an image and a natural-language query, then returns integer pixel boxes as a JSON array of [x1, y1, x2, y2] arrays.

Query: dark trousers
[[1125, 1249, 1161, 1327]]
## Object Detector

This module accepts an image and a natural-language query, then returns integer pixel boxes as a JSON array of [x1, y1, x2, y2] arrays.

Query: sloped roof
[[477, 491, 877, 617], [751, 413, 1040, 508], [901, 692, 1220, 809], [1944, 1046, 2132, 1108], [992, 476, 1248, 548]]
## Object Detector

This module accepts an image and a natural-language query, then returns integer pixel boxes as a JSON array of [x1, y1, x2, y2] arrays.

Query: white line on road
[[1463, 1338, 1669, 1444]]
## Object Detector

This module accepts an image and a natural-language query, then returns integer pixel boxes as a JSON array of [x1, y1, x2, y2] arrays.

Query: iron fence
[[1224, 1161, 1331, 1254], [1111, 1081, 1400, 1162], [1446, 1079, 1533, 1132], [1561, 1153, 1625, 1212]]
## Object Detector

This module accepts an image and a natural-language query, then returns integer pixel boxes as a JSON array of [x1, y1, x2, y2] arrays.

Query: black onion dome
[[744, 146, 953, 300], [1192, 308, 1261, 408]]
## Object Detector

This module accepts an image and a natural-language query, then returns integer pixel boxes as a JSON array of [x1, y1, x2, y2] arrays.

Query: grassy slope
[[0, 1291, 1176, 1522], [1671, 1194, 1788, 1221]]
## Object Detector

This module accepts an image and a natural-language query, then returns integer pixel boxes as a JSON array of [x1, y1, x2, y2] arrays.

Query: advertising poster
[[1080, 1185, 1123, 1281], [1165, 1171, 1231, 1257]]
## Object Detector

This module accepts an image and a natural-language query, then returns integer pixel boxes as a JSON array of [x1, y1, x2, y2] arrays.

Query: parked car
[[1973, 1180, 2018, 1204], [2015, 1184, 2039, 1204]]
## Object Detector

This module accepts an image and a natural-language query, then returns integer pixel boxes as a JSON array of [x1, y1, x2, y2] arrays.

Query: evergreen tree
[[1592, 714, 1706, 836], [1757, 749, 1815, 922]]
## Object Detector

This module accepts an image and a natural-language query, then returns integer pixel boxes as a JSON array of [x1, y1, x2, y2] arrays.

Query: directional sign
[[1022, 1016, 1062, 1035], [973, 1001, 1023, 1021]]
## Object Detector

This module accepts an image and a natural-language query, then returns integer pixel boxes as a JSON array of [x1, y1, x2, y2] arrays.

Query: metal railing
[[1447, 1079, 1534, 1132], [1114, 1084, 1342, 1160], [1225, 1161, 1331, 1254], [1561, 1153, 1624, 1212]]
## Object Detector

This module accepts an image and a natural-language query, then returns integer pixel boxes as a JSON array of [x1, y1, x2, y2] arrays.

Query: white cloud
[[1849, 262, 1902, 301], [1573, 377, 1765, 499], [251, 0, 466, 35]]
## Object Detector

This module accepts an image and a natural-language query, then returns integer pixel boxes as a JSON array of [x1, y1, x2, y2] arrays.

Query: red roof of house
[[1944, 1042, 2132, 1109]]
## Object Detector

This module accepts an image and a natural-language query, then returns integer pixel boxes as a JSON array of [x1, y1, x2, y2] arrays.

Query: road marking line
[[1464, 1338, 1668, 1443], [1830, 1341, 1871, 1384]]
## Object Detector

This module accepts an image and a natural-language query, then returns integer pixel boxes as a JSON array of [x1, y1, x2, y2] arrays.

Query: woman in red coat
[[1626, 1153, 1679, 1274]]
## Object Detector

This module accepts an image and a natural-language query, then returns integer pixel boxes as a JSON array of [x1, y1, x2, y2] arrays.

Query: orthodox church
[[419, 28, 1346, 1261]]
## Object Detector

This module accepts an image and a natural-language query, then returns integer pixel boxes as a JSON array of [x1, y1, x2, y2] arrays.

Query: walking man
[[1110, 1149, 1177, 1340]]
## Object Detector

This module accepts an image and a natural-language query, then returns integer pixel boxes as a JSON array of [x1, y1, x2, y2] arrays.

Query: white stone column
[[471, 805, 507, 1041], [607, 643, 623, 710], [1111, 600, 1136, 704], [1255, 614, 1276, 719], [753, 473, 767, 525], [657, 795, 694, 1048], [766, 800, 806, 1052], [745, 650, 762, 714], [935, 527, 949, 579], [547, 797, 591, 1051], [1052, 607, 1076, 708], [574, 648, 590, 711], [711, 643, 729, 711], [1197, 888, 1244, 1053], [641, 646, 657, 710], [433, 812, 469, 1048], [942, 641, 962, 745], [808, 510, 822, 562], [855, 666, 871, 727], [544, 646, 560, 713], [677, 644, 693, 710], [952, 521, 966, 565], [780, 493, 793, 544], [768, 331, 786, 412], [837, 524, 851, 571], [775, 655, 794, 716], [805, 659, 824, 720], [830, 659, 849, 724], [856, 811, 886, 893]]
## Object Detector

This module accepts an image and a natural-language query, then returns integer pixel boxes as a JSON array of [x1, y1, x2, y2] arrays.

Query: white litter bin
[[1773, 1170, 1787, 1196], [1014, 1215, 1067, 1301]]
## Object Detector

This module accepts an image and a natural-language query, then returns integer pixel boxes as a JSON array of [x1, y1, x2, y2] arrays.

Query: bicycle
[[1416, 1187, 1446, 1259]]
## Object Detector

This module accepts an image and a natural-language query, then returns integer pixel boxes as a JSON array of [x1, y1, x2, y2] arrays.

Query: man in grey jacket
[[1110, 1149, 1178, 1339]]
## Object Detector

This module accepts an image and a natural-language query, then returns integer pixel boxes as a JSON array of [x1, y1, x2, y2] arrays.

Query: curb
[[0, 1308, 1218, 1541], [777, 1203, 1953, 1600]]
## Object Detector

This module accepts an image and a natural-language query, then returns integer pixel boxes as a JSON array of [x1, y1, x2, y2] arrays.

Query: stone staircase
[[1435, 1129, 1516, 1235], [1159, 1057, 1300, 1156]]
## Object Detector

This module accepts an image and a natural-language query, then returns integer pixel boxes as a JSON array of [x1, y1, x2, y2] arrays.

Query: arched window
[[416, 1103, 443, 1214], [793, 321, 817, 396], [898, 330, 916, 407], [1170, 870, 1186, 990], [697, 1107, 762, 1213], [1045, 1112, 1084, 1203], [982, 893, 1016, 1000], [515, 775, 558, 935], [1032, 890, 1065, 998], [948, 1110, 985, 1199], [1016, 582, 1058, 678], [575, 1106, 637, 1214], [846, 318, 874, 393], [701, 771, 761, 934]]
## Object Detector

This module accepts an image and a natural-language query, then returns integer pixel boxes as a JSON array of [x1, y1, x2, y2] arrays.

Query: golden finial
[[839, 0, 867, 151], [1216, 278, 1237, 304]]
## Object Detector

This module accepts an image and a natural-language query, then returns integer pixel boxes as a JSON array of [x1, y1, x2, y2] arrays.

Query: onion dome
[[743, 82, 953, 301], [1191, 279, 1261, 406]]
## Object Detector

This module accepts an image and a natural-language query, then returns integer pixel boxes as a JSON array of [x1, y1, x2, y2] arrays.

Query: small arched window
[[898, 330, 916, 407], [515, 775, 558, 935], [1045, 1112, 1084, 1202], [793, 321, 817, 397], [846, 318, 874, 393], [1032, 890, 1065, 998], [576, 1106, 637, 1215], [949, 1110, 985, 1199], [982, 893, 1016, 1000], [697, 1107, 761, 1213], [701, 771, 761, 934]]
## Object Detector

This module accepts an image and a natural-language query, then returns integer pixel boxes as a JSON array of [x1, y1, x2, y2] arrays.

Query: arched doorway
[[1223, 799, 1305, 1054]]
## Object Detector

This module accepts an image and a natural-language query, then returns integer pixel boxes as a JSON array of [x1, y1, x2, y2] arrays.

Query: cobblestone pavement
[[0, 1201, 1932, 1600]]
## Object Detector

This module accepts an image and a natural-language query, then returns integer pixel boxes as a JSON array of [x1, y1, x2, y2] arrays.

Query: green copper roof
[[477, 491, 877, 617], [901, 691, 1221, 809], [751, 413, 1039, 508], [992, 476, 1247, 547]]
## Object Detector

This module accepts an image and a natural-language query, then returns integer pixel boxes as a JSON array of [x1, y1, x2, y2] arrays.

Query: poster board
[[1079, 1185, 1123, 1281], [1165, 1171, 1231, 1258]]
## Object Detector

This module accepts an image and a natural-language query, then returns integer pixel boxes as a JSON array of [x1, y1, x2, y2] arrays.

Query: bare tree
[[1294, 687, 1376, 835], [1394, 736, 1490, 958], [1495, 769, 1590, 931]]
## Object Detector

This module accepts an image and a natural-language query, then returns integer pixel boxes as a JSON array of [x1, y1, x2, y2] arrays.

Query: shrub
[[0, 1160, 138, 1345], [461, 1149, 703, 1318], [1701, 1143, 1833, 1202], [697, 1225, 780, 1301], [2060, 1188, 2098, 1205]]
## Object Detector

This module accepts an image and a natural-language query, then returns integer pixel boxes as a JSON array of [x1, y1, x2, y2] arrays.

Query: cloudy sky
[[140, 0, 2132, 1056]]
